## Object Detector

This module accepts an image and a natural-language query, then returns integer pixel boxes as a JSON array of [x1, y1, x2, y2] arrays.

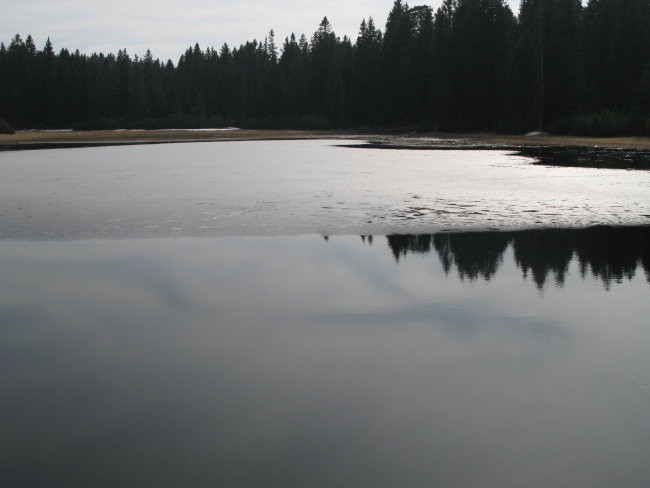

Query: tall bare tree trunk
[[538, 0, 545, 130]]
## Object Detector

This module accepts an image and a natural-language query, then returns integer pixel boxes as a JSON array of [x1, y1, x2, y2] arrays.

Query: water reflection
[[2, 227, 650, 487], [383, 226, 650, 289]]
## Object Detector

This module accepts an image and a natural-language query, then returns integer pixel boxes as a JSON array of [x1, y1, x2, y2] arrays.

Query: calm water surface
[[1, 141, 650, 487]]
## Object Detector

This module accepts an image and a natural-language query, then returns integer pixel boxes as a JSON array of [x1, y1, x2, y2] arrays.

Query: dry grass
[[2, 128, 650, 150], [446, 132, 650, 150], [0, 129, 339, 145]]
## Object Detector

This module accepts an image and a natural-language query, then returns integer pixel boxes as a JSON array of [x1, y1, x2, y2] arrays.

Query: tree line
[[1, 0, 649, 136]]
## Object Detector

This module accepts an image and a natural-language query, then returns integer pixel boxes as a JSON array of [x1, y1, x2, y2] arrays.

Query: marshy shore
[[2, 128, 650, 151]]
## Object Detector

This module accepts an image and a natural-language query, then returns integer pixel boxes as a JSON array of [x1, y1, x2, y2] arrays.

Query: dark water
[[2, 226, 650, 488]]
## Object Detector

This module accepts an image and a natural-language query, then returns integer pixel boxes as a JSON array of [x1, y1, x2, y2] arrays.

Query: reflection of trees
[[385, 226, 650, 289], [643, 248, 650, 286], [573, 226, 650, 289], [432, 233, 510, 281], [386, 232, 510, 280], [361, 235, 374, 246], [387, 235, 434, 261], [511, 229, 574, 288]]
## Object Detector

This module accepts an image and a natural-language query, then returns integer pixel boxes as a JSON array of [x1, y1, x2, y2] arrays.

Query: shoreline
[[0, 129, 344, 150], [2, 128, 650, 151]]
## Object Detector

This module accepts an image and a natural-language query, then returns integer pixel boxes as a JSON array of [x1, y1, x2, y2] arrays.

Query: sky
[[1, 0, 521, 63]]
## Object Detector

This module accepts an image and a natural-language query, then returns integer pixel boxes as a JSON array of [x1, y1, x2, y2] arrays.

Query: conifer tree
[[1, 0, 648, 134], [382, 0, 414, 124]]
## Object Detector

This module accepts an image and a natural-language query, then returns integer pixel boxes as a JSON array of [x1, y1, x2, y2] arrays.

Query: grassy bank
[[0, 129, 340, 146], [464, 133, 650, 150], [1, 129, 650, 150]]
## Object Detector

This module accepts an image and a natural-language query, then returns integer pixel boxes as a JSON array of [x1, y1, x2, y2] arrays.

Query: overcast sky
[[1, 0, 521, 62]]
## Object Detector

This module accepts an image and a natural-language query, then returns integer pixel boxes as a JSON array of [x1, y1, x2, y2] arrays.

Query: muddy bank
[[3, 130, 650, 169], [2, 129, 650, 150], [347, 138, 650, 170], [0, 129, 346, 150]]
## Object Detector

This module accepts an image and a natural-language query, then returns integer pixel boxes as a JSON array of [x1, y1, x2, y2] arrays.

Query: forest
[[1, 0, 649, 136]]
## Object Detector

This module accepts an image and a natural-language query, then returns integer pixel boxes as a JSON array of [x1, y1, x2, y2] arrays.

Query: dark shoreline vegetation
[[2, 0, 649, 137], [345, 141, 650, 170]]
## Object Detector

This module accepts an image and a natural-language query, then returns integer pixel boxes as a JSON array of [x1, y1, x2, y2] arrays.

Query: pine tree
[[517, 0, 583, 130], [411, 6, 435, 126], [25, 35, 36, 55], [267, 29, 278, 63], [449, 0, 516, 130], [309, 17, 339, 119], [431, 0, 456, 129], [352, 17, 382, 124], [43, 37, 54, 56], [382, 0, 415, 124], [1, 0, 647, 134]]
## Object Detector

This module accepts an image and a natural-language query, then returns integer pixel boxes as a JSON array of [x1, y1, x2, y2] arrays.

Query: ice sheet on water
[[1, 139, 649, 240]]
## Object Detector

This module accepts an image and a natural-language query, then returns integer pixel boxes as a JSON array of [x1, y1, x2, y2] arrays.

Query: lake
[[1, 140, 650, 487], [2, 139, 650, 239]]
